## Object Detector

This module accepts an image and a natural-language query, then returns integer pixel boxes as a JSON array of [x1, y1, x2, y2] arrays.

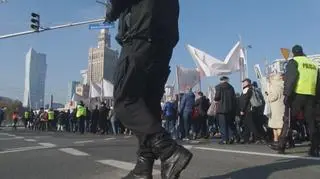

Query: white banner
[[102, 80, 114, 97], [90, 80, 114, 98], [186, 42, 245, 77], [176, 66, 200, 92]]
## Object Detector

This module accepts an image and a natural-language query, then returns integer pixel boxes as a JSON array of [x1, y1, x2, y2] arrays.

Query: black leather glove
[[104, 2, 114, 23]]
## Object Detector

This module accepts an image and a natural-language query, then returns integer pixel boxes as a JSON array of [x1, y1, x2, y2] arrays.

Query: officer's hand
[[104, 2, 113, 23]]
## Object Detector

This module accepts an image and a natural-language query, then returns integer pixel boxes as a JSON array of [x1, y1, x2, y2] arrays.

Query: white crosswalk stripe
[[73, 140, 94, 144], [104, 137, 116, 141], [24, 139, 37, 142], [0, 143, 56, 154], [96, 159, 161, 175], [59, 148, 90, 156]]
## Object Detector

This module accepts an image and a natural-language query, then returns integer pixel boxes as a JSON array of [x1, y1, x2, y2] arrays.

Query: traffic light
[[30, 13, 40, 31]]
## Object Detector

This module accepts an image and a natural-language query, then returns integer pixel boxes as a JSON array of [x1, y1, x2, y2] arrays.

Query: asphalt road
[[0, 127, 319, 179]]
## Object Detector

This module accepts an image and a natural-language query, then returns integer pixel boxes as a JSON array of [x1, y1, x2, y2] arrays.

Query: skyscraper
[[87, 29, 118, 84], [66, 81, 80, 103], [80, 69, 88, 85], [23, 48, 47, 109]]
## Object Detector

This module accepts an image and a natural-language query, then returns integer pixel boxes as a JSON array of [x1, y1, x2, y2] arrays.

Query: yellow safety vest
[[48, 111, 54, 120], [76, 105, 86, 118], [294, 56, 318, 96], [24, 111, 29, 119]]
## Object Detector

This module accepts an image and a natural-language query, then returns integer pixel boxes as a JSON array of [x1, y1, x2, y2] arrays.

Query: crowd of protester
[[11, 102, 132, 136], [4, 74, 314, 151], [161, 75, 312, 149]]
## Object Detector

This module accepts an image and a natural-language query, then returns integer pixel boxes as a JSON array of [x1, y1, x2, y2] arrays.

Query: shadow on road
[[201, 159, 320, 179]]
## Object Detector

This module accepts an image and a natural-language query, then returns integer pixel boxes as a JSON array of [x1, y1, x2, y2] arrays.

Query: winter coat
[[179, 91, 195, 114], [195, 96, 210, 116], [163, 101, 177, 117], [267, 75, 285, 129], [214, 82, 236, 114], [239, 85, 253, 113], [113, 0, 179, 47]]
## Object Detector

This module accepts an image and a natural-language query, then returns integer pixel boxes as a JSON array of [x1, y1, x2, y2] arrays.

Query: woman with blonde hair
[[265, 74, 285, 145]]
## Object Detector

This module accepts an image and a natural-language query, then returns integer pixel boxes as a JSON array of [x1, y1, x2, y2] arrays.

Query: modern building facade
[[66, 81, 80, 103], [23, 48, 47, 109], [87, 29, 118, 84]]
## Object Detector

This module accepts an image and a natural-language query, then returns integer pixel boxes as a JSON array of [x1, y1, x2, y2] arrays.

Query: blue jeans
[[180, 111, 192, 139], [164, 115, 176, 138], [217, 114, 234, 141]]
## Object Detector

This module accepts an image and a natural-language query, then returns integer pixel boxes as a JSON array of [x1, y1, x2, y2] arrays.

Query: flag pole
[[176, 65, 180, 93], [238, 34, 244, 83]]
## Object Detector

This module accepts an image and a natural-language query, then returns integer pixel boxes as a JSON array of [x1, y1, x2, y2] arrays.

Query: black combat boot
[[150, 131, 193, 179], [122, 156, 154, 179]]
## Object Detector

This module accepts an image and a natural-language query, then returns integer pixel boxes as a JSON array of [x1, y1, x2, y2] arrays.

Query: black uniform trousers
[[280, 94, 320, 150], [114, 39, 173, 158]]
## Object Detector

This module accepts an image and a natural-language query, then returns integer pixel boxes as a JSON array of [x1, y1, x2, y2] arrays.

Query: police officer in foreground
[[271, 45, 320, 157], [104, 0, 192, 179]]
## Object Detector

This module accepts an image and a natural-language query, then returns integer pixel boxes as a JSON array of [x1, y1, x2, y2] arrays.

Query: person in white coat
[[266, 74, 285, 145]]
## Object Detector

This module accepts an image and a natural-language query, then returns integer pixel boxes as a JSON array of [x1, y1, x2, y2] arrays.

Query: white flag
[[102, 80, 114, 97], [176, 66, 200, 92], [90, 82, 102, 98], [186, 45, 232, 77], [224, 41, 246, 72]]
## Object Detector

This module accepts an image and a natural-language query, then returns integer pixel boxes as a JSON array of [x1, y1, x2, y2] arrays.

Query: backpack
[[250, 88, 264, 107]]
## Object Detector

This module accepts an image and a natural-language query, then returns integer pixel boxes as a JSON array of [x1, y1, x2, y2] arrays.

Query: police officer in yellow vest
[[272, 45, 320, 157], [76, 101, 86, 134], [48, 109, 55, 131]]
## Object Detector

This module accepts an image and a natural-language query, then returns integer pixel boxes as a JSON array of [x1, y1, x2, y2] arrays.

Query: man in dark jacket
[[91, 105, 99, 134], [179, 89, 195, 140], [194, 92, 210, 139], [105, 1, 192, 178], [271, 45, 320, 156], [99, 102, 109, 135], [239, 78, 265, 144], [214, 76, 236, 144]]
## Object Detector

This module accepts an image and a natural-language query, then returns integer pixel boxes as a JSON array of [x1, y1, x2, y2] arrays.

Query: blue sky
[[1, 0, 320, 103]]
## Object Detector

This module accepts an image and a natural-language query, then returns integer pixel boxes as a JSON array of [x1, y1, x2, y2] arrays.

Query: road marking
[[189, 140, 200, 144], [104, 137, 116, 141], [73, 140, 94, 144], [15, 136, 24, 139], [59, 148, 90, 156], [34, 136, 51, 139], [183, 145, 193, 150], [24, 139, 37, 142], [124, 136, 132, 139], [0, 136, 23, 141], [38, 143, 56, 147], [195, 147, 320, 161], [0, 143, 56, 154], [96, 160, 161, 175], [0, 133, 16, 137]]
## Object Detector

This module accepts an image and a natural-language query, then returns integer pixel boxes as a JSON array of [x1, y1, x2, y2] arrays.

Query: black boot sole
[[121, 171, 152, 179], [167, 149, 193, 179]]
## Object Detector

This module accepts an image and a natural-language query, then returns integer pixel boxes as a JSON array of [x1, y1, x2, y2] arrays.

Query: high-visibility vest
[[294, 56, 318, 96], [24, 111, 29, 119], [76, 105, 86, 118], [48, 111, 54, 120]]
